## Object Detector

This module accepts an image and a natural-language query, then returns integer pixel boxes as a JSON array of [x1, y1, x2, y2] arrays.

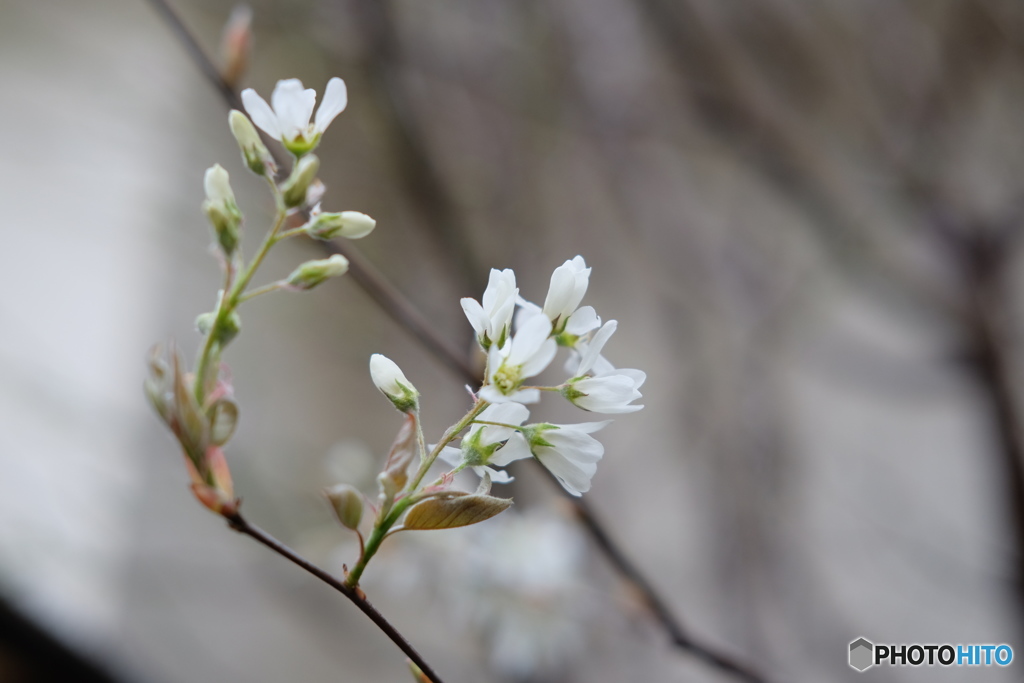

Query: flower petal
[[438, 445, 463, 466], [477, 466, 514, 484], [490, 432, 533, 467], [271, 79, 316, 137], [461, 297, 489, 337], [314, 77, 348, 133], [520, 338, 556, 379], [565, 305, 601, 336], [577, 320, 617, 375], [542, 262, 578, 320], [535, 448, 596, 496], [241, 89, 281, 138]]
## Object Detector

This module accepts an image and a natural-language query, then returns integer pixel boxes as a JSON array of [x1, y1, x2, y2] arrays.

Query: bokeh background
[[2, 0, 1024, 680]]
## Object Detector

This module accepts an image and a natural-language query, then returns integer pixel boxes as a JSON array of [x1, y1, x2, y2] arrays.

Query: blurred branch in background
[[142, 0, 770, 681], [0, 597, 126, 683], [636, 0, 1024, 645]]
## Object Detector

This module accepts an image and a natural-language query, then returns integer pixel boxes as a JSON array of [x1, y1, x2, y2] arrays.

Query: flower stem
[[238, 281, 285, 303], [193, 187, 288, 405], [344, 399, 488, 587]]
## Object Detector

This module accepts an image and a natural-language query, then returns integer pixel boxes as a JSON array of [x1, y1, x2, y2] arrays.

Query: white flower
[[572, 319, 618, 377], [563, 319, 645, 414], [369, 354, 419, 412], [479, 314, 557, 404], [241, 77, 348, 156], [541, 256, 597, 335], [439, 403, 531, 483], [461, 269, 518, 350], [566, 370, 646, 413], [501, 421, 611, 496]]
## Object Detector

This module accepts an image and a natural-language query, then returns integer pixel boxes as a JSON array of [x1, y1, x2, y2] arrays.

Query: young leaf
[[208, 399, 239, 446], [403, 494, 512, 530], [383, 413, 418, 489]]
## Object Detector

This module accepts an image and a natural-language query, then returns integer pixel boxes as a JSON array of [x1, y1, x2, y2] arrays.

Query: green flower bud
[[307, 210, 377, 240], [285, 254, 349, 290], [202, 164, 243, 256], [195, 310, 241, 346], [280, 154, 320, 208], [229, 110, 274, 176]]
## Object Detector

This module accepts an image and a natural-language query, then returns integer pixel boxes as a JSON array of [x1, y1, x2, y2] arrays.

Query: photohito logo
[[848, 637, 1013, 672]]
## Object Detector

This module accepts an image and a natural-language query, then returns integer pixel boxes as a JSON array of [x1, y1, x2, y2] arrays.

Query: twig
[[144, 3, 770, 681], [224, 511, 445, 683], [143, 0, 478, 386]]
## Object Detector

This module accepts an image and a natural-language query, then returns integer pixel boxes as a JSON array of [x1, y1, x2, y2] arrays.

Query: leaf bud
[[325, 483, 364, 530], [219, 5, 252, 91]]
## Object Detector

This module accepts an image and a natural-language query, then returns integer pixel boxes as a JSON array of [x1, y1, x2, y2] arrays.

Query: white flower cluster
[[442, 256, 646, 496]]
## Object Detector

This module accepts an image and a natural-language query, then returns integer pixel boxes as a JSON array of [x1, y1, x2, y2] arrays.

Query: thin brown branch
[[145, 3, 770, 681], [350, 0, 484, 293], [224, 511, 445, 683], [555, 478, 769, 683]]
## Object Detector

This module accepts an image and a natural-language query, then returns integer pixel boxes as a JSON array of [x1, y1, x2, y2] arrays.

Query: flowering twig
[[143, 3, 771, 682], [144, 0, 479, 386], [223, 511, 446, 683]]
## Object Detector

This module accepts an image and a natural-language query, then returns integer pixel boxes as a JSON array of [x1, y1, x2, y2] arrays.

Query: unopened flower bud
[[202, 164, 243, 256], [285, 254, 349, 290], [369, 354, 419, 413], [280, 154, 320, 208], [307, 210, 377, 240], [229, 110, 274, 176], [219, 5, 253, 90], [325, 483, 364, 530]]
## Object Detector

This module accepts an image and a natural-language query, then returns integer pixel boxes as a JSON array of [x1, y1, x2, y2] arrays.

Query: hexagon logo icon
[[849, 637, 874, 672]]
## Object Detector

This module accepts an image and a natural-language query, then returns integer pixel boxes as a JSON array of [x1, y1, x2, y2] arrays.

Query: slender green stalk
[[194, 187, 288, 405], [344, 399, 488, 587], [470, 420, 524, 430], [238, 281, 284, 303], [407, 399, 488, 492]]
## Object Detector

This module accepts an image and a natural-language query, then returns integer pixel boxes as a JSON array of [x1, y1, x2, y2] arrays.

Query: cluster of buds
[[148, 76, 378, 517]]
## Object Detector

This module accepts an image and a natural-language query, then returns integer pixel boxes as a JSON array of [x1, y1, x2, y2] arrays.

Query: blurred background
[[2, 0, 1024, 680]]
